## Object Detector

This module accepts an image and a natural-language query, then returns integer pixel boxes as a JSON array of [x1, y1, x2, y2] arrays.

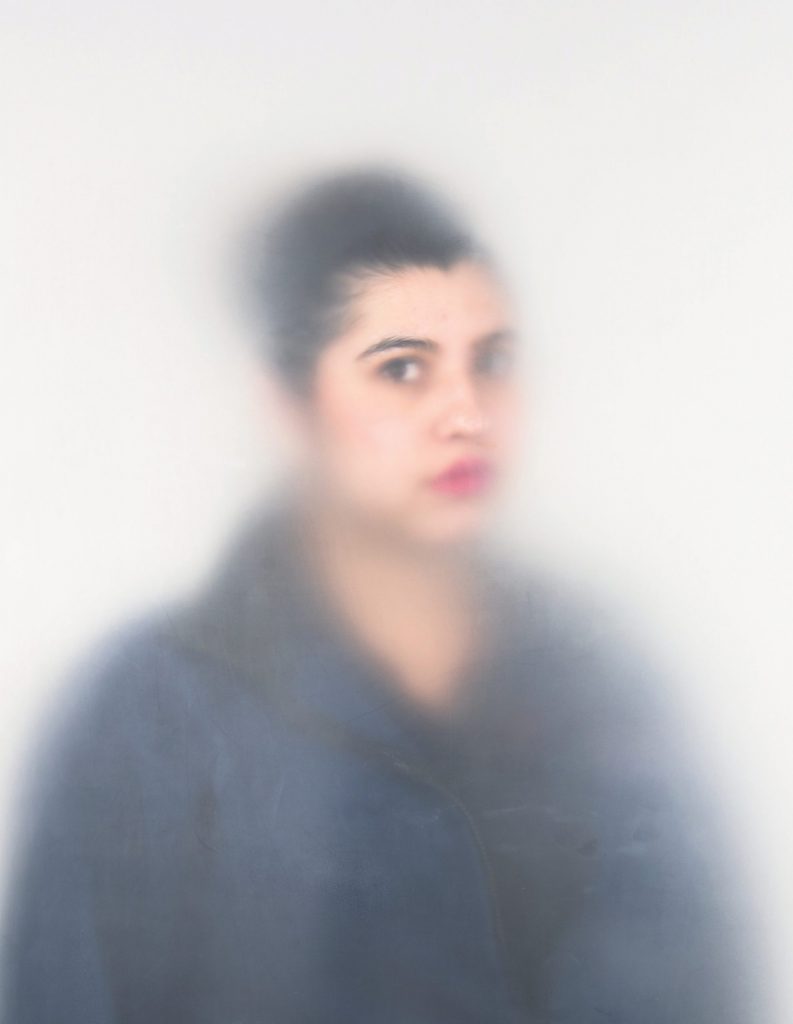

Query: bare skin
[[270, 260, 522, 712], [299, 497, 482, 712]]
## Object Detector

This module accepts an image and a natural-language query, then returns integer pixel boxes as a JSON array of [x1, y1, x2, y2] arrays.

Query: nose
[[433, 374, 490, 441]]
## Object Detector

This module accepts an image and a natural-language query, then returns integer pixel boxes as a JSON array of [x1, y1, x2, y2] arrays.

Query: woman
[[2, 168, 758, 1022]]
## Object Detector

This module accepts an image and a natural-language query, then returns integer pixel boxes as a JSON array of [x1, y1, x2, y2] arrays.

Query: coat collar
[[163, 492, 568, 771]]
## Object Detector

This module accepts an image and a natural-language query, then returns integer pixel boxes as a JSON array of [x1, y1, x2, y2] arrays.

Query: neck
[[295, 498, 482, 713]]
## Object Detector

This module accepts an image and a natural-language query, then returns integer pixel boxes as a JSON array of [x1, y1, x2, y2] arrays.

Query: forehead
[[340, 261, 513, 343]]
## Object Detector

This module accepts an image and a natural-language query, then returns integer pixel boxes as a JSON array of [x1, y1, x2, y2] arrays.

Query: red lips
[[428, 458, 495, 497]]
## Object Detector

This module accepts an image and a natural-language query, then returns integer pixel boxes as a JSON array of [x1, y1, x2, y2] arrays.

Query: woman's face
[[283, 260, 523, 548]]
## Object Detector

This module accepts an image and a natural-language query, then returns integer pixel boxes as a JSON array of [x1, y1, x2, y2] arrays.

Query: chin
[[330, 488, 496, 552], [404, 503, 493, 551]]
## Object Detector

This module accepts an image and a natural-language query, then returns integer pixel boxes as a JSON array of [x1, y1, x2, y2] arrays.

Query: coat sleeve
[[0, 624, 199, 1024]]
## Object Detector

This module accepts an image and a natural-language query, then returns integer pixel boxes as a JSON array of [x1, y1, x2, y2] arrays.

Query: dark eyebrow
[[356, 337, 438, 360], [475, 329, 515, 349], [356, 328, 515, 362]]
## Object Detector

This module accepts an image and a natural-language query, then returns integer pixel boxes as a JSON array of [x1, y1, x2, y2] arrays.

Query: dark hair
[[242, 165, 491, 392]]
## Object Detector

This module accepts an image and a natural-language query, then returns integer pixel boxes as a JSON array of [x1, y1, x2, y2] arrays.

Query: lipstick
[[428, 458, 494, 497]]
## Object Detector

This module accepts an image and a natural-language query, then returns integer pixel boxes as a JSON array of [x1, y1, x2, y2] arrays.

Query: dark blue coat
[[1, 501, 759, 1022]]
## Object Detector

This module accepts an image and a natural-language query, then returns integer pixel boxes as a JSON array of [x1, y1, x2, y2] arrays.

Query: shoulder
[[42, 609, 215, 755], [488, 557, 702, 781], [487, 553, 653, 685], [22, 501, 315, 812], [18, 605, 262, 826]]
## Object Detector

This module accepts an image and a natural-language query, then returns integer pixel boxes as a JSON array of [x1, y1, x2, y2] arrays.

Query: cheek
[[361, 415, 415, 452], [317, 396, 419, 489], [488, 388, 523, 452]]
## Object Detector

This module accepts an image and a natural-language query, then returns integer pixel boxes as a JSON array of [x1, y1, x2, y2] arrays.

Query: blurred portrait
[[1, 4, 789, 1023]]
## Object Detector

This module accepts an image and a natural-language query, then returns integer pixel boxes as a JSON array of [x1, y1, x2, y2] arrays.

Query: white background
[[2, 2, 791, 1018]]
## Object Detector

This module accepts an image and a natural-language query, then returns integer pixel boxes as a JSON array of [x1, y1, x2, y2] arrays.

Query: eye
[[475, 347, 513, 378], [377, 357, 423, 384]]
